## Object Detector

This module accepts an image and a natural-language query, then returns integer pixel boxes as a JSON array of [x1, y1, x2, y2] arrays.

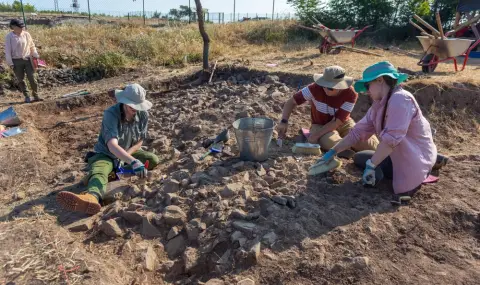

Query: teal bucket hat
[[354, 61, 408, 93]]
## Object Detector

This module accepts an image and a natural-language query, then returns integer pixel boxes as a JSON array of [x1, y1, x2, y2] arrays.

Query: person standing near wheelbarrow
[[277, 65, 379, 154], [4, 19, 42, 103], [57, 84, 160, 215], [313, 61, 448, 205]]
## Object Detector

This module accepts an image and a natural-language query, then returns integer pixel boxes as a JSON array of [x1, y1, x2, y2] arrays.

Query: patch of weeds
[[122, 36, 156, 61], [82, 52, 128, 78]]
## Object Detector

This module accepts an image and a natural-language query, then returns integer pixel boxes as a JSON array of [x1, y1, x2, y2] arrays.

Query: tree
[[169, 5, 194, 20], [195, 0, 210, 73], [286, 0, 320, 22]]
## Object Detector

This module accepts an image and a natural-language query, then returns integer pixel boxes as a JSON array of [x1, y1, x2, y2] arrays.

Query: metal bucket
[[233, 117, 275, 162], [0, 106, 21, 127]]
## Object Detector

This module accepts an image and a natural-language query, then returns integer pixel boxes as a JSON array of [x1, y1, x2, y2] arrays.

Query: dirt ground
[[0, 48, 479, 285]]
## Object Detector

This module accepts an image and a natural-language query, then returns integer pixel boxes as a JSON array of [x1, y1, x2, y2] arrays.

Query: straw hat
[[313, 66, 353, 90]]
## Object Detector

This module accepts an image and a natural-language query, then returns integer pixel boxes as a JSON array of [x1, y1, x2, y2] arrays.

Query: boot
[[56, 192, 101, 215]]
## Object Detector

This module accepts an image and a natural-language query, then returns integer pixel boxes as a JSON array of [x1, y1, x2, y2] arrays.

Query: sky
[[21, 0, 296, 15]]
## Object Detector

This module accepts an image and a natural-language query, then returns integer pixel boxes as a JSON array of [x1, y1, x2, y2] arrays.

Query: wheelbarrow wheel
[[421, 54, 438, 73]]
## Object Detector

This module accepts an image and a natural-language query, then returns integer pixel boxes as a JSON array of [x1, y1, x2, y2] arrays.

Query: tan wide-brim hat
[[313, 65, 353, 90], [114, 83, 152, 111]]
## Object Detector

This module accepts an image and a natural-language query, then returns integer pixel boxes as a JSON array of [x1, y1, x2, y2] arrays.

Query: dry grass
[[0, 20, 302, 71]]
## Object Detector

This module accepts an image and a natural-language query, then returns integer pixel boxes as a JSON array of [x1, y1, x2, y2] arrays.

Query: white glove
[[362, 159, 376, 186]]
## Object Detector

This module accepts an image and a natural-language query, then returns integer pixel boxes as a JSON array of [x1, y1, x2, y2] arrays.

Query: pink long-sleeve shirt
[[343, 87, 437, 194], [4, 31, 38, 67]]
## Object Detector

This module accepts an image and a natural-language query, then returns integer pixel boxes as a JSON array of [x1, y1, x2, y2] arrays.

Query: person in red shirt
[[277, 66, 378, 152]]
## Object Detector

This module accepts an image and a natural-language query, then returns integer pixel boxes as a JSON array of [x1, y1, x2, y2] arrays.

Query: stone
[[141, 185, 157, 199], [163, 179, 180, 193], [272, 195, 287, 206], [278, 85, 290, 93], [141, 214, 162, 238], [263, 176, 275, 185], [230, 209, 248, 220], [240, 187, 251, 201], [256, 165, 267, 176], [247, 241, 261, 265], [125, 185, 141, 199], [159, 261, 175, 273], [285, 196, 296, 208], [171, 170, 190, 181], [186, 218, 206, 241], [259, 197, 275, 216], [120, 211, 144, 225], [331, 263, 345, 273], [144, 246, 157, 271], [183, 247, 200, 272], [262, 232, 278, 245], [232, 161, 245, 170], [205, 279, 225, 285], [12, 191, 26, 201], [220, 183, 243, 198], [163, 205, 187, 226], [165, 193, 179, 206], [99, 218, 123, 237], [350, 256, 370, 269], [264, 75, 280, 84], [166, 235, 186, 258], [103, 181, 130, 204], [167, 226, 181, 240], [181, 179, 190, 188], [66, 217, 95, 232], [238, 279, 255, 285], [191, 172, 213, 184], [232, 221, 257, 236], [243, 172, 250, 182], [198, 188, 208, 198], [236, 110, 250, 120]]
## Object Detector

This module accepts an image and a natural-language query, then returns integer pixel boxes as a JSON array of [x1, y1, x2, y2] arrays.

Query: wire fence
[[0, 0, 298, 27]]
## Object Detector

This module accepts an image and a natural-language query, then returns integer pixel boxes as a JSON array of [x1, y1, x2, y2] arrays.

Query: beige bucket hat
[[114, 83, 152, 111], [313, 65, 353, 90]]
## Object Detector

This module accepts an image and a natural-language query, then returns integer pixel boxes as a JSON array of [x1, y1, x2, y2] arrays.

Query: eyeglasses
[[364, 82, 371, 90]]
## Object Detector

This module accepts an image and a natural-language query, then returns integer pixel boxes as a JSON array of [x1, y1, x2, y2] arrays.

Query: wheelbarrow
[[314, 24, 372, 54], [417, 36, 479, 73]]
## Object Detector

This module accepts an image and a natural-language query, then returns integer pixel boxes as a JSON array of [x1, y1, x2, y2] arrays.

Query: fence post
[[87, 0, 91, 23], [272, 0, 275, 21], [20, 0, 27, 29], [189, 0, 191, 24], [143, 0, 145, 25]]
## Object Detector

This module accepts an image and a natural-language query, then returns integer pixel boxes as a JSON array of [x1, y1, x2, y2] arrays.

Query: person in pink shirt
[[4, 19, 42, 103], [314, 61, 447, 205]]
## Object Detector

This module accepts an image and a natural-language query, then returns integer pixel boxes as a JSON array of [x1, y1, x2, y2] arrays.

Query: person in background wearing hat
[[277, 65, 379, 153], [315, 61, 447, 205], [57, 84, 159, 215], [4, 19, 42, 103]]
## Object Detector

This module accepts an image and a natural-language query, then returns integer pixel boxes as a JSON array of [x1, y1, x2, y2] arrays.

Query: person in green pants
[[5, 19, 42, 103], [57, 83, 159, 215]]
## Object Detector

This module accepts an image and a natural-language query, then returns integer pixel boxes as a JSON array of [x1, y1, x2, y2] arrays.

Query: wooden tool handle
[[413, 14, 440, 37], [436, 12, 445, 39]]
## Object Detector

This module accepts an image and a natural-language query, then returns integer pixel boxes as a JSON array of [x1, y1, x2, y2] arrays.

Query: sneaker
[[433, 155, 449, 170], [391, 188, 419, 206], [32, 96, 44, 102], [24, 97, 31, 103], [56, 192, 101, 215]]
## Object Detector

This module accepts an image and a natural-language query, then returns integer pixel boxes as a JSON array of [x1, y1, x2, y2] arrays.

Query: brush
[[292, 143, 322, 155], [308, 158, 342, 176]]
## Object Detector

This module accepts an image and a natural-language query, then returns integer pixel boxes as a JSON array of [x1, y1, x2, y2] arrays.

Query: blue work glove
[[316, 149, 337, 164], [362, 159, 376, 186], [131, 159, 147, 178]]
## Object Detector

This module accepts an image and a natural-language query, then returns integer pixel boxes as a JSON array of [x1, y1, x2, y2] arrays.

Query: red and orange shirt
[[293, 83, 358, 125]]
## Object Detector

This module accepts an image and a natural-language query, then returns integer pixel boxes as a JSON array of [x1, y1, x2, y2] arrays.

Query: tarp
[[457, 0, 480, 13], [0, 106, 21, 127]]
